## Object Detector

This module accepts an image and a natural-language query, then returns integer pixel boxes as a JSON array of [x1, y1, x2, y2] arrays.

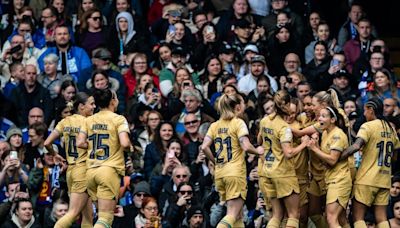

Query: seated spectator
[[10, 64, 54, 127], [1, 198, 41, 228], [181, 113, 203, 164], [5, 126, 24, 159], [389, 196, 400, 228], [21, 108, 49, 143], [36, 7, 59, 47], [134, 196, 161, 228], [43, 199, 69, 228], [185, 206, 206, 228], [192, 22, 222, 71], [237, 44, 259, 80], [218, 42, 240, 76], [357, 51, 393, 91], [303, 41, 332, 92], [38, 25, 92, 82], [151, 42, 172, 74], [37, 53, 73, 99], [165, 21, 193, 55]]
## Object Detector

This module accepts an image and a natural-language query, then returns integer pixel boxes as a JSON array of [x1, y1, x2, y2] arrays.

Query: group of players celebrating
[[43, 86, 399, 228]]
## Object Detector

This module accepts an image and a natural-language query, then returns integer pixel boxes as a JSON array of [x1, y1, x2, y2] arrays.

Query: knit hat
[[133, 181, 151, 195], [6, 126, 22, 141], [186, 206, 204, 220]]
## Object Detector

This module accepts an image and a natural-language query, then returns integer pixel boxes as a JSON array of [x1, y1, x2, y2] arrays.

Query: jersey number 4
[[67, 135, 78, 159], [376, 141, 394, 167], [88, 134, 110, 160], [215, 137, 232, 164]]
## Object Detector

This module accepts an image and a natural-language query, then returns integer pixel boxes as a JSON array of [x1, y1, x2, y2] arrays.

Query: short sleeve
[[54, 118, 65, 134], [116, 115, 130, 134], [329, 133, 346, 152], [279, 125, 293, 144], [206, 122, 216, 140], [80, 118, 88, 135], [236, 119, 249, 139], [356, 123, 370, 143]]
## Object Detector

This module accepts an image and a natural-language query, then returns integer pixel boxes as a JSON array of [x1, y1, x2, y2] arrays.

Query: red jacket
[[147, 0, 169, 26], [123, 68, 160, 99]]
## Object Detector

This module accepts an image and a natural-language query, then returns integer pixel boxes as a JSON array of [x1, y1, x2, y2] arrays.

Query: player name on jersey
[[92, 124, 108, 130]]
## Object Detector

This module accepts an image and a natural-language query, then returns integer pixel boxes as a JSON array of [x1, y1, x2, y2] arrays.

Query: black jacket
[[9, 82, 54, 127], [303, 57, 332, 92]]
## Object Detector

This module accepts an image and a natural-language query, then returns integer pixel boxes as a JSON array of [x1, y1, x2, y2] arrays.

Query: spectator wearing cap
[[159, 46, 200, 97], [38, 25, 92, 82], [182, 206, 207, 228], [238, 55, 278, 95], [218, 42, 240, 76], [229, 18, 256, 58], [78, 47, 126, 113], [6, 126, 23, 158], [107, 12, 152, 65], [330, 69, 358, 107], [37, 53, 73, 99], [113, 181, 151, 227], [237, 44, 259, 80]]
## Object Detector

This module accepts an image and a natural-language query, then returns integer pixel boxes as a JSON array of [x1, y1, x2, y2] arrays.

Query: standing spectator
[[343, 18, 375, 73], [303, 11, 321, 47], [38, 25, 92, 82], [37, 7, 59, 47], [10, 65, 54, 127]]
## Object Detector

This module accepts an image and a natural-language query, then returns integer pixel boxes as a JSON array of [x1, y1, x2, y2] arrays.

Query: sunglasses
[[91, 17, 101, 21], [175, 174, 188, 179], [184, 120, 199, 126], [135, 193, 149, 197], [179, 190, 193, 195]]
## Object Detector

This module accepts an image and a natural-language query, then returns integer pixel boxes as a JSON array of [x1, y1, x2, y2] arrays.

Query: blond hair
[[217, 94, 242, 120], [313, 89, 340, 109]]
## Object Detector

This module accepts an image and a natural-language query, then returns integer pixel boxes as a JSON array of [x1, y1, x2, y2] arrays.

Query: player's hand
[[114, 205, 125, 217], [256, 146, 264, 156], [249, 168, 259, 181], [301, 135, 310, 144], [195, 150, 206, 164]]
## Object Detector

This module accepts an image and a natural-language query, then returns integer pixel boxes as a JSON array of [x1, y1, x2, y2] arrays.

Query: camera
[[286, 77, 293, 83], [9, 45, 22, 54]]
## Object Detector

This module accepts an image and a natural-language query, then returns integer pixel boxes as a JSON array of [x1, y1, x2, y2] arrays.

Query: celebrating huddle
[[201, 90, 400, 228]]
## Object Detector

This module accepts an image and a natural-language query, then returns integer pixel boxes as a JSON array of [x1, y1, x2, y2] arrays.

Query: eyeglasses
[[179, 190, 193, 195], [145, 207, 158, 212], [175, 174, 188, 179], [134, 62, 147, 65], [149, 118, 160, 121], [90, 17, 101, 21], [18, 29, 31, 32], [41, 15, 53, 19], [184, 120, 199, 126]]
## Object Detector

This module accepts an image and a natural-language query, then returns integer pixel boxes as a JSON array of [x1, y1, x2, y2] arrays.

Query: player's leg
[[94, 198, 117, 228], [326, 202, 343, 228], [353, 200, 368, 228], [283, 193, 300, 228], [267, 197, 284, 228], [81, 197, 94, 228]]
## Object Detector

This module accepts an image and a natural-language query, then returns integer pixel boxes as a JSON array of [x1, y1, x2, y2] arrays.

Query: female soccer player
[[307, 106, 352, 228], [44, 92, 96, 228], [341, 98, 400, 228], [258, 90, 309, 228], [77, 88, 132, 228], [201, 93, 263, 228]]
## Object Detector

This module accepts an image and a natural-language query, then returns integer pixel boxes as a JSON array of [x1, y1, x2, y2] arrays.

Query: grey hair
[[182, 89, 202, 102], [172, 164, 192, 177], [43, 53, 59, 64]]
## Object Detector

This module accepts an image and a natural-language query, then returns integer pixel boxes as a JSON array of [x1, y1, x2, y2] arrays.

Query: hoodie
[[115, 12, 136, 46]]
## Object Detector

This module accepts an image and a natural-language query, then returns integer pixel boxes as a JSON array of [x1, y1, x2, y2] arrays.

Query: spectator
[[181, 113, 203, 164], [134, 196, 161, 228], [389, 196, 400, 228], [1, 198, 40, 228], [37, 7, 59, 47], [5, 126, 24, 159], [383, 98, 398, 117], [303, 41, 332, 92], [330, 69, 358, 107], [303, 11, 321, 46], [185, 206, 206, 228], [151, 42, 172, 73], [361, 68, 400, 105], [192, 22, 221, 71], [2, 62, 24, 98], [43, 199, 70, 228], [10, 64, 54, 127], [238, 55, 278, 95], [0, 150, 29, 195], [137, 111, 162, 153], [237, 44, 259, 80], [37, 53, 73, 99], [283, 52, 301, 75], [20, 107, 49, 143], [75, 8, 107, 56], [38, 25, 92, 82], [201, 56, 223, 100]]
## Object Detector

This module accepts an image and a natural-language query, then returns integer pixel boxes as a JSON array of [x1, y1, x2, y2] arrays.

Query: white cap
[[243, 44, 259, 54]]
